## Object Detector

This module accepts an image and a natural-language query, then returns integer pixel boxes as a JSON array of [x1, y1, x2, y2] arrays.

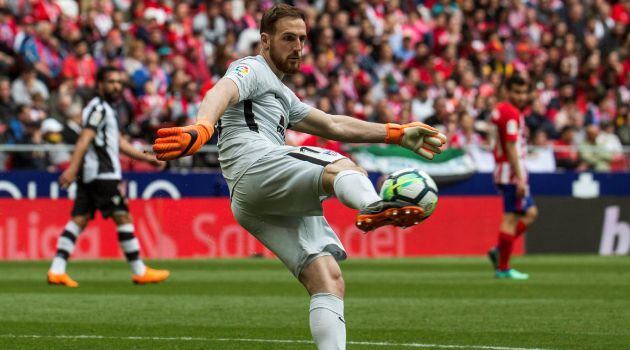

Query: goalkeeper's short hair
[[260, 4, 306, 35]]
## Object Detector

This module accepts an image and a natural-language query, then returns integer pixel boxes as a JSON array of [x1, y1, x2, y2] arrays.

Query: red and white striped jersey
[[491, 101, 528, 185]]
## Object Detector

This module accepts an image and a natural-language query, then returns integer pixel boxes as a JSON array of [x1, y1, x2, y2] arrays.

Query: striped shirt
[[80, 96, 121, 183]]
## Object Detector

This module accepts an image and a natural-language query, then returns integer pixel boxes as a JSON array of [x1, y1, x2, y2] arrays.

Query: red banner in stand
[[0, 198, 522, 260]]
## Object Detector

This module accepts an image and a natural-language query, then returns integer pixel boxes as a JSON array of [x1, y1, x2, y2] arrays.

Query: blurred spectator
[[60, 102, 82, 145], [449, 113, 483, 149], [168, 80, 200, 125], [40, 117, 69, 170], [601, 121, 624, 155], [137, 80, 166, 127], [5, 104, 45, 169], [618, 105, 630, 145], [395, 34, 415, 61], [0, 8, 16, 75], [31, 0, 62, 24], [526, 100, 556, 138], [0, 76, 10, 155], [554, 126, 585, 171], [450, 112, 493, 171], [193, 2, 226, 45], [123, 39, 145, 76], [424, 97, 451, 128], [0, 75, 16, 124], [131, 51, 168, 96], [549, 81, 581, 131], [579, 124, 613, 172], [411, 82, 434, 122], [11, 65, 49, 106], [20, 20, 62, 83], [61, 39, 97, 98], [110, 74, 136, 135], [600, 120, 626, 171], [30, 92, 48, 121], [526, 129, 557, 173]]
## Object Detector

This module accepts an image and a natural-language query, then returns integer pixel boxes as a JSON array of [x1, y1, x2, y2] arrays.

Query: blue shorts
[[497, 184, 535, 214]]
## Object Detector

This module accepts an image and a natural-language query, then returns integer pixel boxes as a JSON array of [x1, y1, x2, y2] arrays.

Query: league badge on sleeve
[[506, 119, 518, 135], [232, 65, 251, 79], [88, 109, 103, 127]]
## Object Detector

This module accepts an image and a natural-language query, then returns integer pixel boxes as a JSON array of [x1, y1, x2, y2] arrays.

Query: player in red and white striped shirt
[[488, 75, 539, 280]]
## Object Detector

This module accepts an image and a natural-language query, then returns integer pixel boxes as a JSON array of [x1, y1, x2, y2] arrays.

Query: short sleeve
[[84, 105, 105, 130], [224, 61, 259, 102], [287, 89, 311, 126]]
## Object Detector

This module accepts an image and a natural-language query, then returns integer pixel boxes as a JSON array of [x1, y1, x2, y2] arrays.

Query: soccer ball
[[379, 168, 439, 218]]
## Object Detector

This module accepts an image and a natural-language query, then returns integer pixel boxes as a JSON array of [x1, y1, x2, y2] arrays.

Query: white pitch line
[[0, 334, 560, 350], [216, 338, 559, 350]]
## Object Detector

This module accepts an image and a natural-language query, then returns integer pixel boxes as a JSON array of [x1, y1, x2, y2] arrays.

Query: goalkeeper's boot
[[495, 268, 529, 280], [132, 267, 170, 285], [356, 200, 424, 232], [487, 247, 500, 271], [47, 271, 79, 288]]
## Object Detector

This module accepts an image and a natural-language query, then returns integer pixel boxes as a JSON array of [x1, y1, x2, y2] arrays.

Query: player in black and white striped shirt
[[48, 67, 170, 287]]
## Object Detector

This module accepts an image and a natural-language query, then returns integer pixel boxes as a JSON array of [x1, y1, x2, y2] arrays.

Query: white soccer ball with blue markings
[[379, 168, 439, 218]]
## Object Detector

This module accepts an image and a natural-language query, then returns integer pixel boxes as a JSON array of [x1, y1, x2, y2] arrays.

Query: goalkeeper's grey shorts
[[231, 145, 348, 278]]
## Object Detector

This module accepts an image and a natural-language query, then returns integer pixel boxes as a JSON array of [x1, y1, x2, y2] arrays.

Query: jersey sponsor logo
[[322, 150, 338, 156], [231, 64, 250, 79]]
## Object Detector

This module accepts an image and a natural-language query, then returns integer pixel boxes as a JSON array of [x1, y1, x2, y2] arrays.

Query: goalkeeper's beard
[[269, 43, 301, 74]]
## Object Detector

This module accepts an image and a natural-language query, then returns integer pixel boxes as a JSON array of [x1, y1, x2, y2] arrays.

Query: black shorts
[[71, 180, 129, 219]]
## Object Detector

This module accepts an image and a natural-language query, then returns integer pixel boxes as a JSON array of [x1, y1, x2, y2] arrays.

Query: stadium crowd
[[0, 0, 628, 172]]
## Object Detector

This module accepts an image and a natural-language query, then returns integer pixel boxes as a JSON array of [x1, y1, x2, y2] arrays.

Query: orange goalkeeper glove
[[152, 120, 214, 160], [385, 122, 447, 160]]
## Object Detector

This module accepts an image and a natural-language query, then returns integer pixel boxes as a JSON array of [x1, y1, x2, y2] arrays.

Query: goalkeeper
[[153, 4, 445, 350]]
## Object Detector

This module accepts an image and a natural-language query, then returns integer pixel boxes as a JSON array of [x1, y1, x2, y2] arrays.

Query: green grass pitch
[[1, 256, 629, 350]]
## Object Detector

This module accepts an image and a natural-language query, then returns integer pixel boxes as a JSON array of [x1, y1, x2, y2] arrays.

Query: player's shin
[[515, 220, 527, 237], [50, 221, 84, 274], [117, 224, 146, 276], [309, 293, 346, 350], [498, 231, 516, 271], [333, 170, 381, 210]]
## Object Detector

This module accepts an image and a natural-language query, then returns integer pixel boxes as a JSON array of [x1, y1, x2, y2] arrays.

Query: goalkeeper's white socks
[[117, 224, 146, 276], [50, 221, 83, 274], [333, 170, 381, 210], [309, 293, 346, 350]]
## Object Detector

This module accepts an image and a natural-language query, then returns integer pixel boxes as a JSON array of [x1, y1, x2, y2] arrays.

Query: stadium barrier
[[0, 171, 628, 260], [0, 197, 507, 260]]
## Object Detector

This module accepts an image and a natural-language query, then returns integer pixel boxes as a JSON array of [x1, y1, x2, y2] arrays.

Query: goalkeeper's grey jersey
[[218, 55, 312, 190], [80, 96, 121, 183]]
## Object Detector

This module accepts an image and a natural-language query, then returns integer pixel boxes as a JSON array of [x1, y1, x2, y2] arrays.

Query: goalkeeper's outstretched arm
[[152, 78, 239, 160], [292, 107, 447, 160], [195, 78, 240, 126]]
